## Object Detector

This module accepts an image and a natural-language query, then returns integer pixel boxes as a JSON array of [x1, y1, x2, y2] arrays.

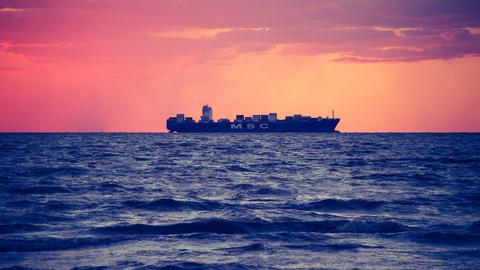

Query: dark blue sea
[[0, 133, 479, 269]]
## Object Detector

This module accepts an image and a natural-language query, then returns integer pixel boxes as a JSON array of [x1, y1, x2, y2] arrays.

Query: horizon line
[[1, 131, 479, 134]]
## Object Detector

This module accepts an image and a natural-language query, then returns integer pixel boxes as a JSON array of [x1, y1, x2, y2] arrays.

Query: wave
[[231, 183, 256, 190], [13, 213, 72, 223], [122, 198, 225, 212], [231, 184, 290, 196], [43, 200, 77, 211], [343, 159, 369, 166], [98, 182, 126, 190], [5, 200, 36, 208], [409, 231, 480, 246], [440, 157, 480, 165], [6, 186, 70, 195], [70, 266, 110, 270], [92, 152, 119, 158], [468, 220, 480, 232], [133, 156, 149, 161], [5, 199, 77, 211], [0, 236, 124, 252], [152, 166, 168, 172], [292, 199, 385, 211], [177, 142, 196, 147], [255, 187, 290, 196], [225, 165, 252, 172], [0, 266, 39, 270], [352, 172, 406, 181], [284, 243, 381, 252], [92, 218, 407, 235], [223, 243, 265, 252], [150, 262, 252, 270], [19, 166, 88, 177], [0, 223, 41, 234]]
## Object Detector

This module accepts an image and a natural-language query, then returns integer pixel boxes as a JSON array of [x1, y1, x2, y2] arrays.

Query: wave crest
[[410, 231, 480, 246], [293, 199, 385, 211], [0, 236, 123, 252], [123, 198, 225, 211], [93, 218, 407, 235]]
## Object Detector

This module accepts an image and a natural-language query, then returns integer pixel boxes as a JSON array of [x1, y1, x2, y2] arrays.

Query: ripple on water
[[0, 133, 479, 269]]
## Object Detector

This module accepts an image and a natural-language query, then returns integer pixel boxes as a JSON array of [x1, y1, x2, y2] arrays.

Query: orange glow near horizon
[[1, 1, 479, 132]]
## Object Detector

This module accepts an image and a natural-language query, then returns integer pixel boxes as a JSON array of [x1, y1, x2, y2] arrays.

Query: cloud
[[147, 27, 268, 40], [0, 0, 479, 63], [0, 7, 23, 12], [466, 27, 480, 35]]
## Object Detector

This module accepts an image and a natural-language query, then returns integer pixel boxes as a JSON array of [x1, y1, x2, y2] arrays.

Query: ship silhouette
[[167, 105, 340, 133]]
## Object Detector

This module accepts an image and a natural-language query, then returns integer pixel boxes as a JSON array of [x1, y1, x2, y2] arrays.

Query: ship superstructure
[[167, 105, 340, 133]]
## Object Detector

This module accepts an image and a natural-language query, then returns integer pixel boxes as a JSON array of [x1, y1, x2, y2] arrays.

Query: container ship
[[167, 105, 340, 133]]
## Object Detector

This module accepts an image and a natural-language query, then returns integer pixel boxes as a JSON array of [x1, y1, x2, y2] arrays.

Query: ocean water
[[0, 133, 479, 269]]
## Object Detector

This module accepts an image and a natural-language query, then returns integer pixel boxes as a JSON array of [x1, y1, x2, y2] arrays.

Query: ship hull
[[167, 119, 340, 133]]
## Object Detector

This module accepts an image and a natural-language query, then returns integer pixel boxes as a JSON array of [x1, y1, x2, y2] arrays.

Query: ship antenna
[[332, 109, 335, 119]]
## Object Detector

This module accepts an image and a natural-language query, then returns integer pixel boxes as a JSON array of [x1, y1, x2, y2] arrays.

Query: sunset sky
[[1, 0, 479, 132]]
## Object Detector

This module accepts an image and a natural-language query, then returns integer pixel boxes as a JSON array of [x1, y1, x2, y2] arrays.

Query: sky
[[0, 0, 479, 132]]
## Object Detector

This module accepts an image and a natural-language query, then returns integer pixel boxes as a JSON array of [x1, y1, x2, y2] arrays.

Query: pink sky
[[1, 0, 479, 132]]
